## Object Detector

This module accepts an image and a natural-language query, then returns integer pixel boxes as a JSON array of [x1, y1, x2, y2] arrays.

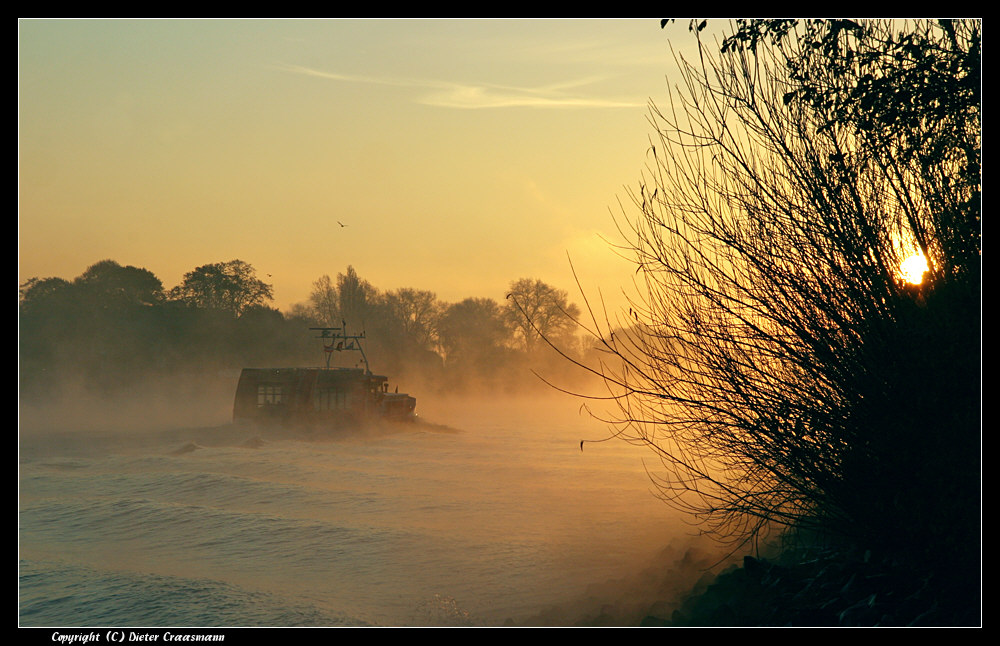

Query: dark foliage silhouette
[[170, 259, 274, 317], [569, 20, 979, 591]]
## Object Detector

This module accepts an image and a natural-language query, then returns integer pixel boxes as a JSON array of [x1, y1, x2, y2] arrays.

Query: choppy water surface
[[20, 396, 718, 627]]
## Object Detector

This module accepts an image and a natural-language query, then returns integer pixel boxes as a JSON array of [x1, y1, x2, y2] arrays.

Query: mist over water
[[20, 392, 728, 627]]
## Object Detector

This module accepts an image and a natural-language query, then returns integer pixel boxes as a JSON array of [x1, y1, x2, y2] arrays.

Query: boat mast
[[310, 324, 371, 374]]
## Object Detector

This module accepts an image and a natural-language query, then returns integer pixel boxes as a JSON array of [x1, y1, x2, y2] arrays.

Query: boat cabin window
[[257, 384, 285, 407], [314, 387, 347, 411]]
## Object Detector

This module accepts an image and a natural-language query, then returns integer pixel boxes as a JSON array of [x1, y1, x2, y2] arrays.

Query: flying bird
[[338, 221, 348, 227]]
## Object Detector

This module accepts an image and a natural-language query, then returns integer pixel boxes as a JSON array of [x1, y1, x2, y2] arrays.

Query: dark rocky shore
[[639, 548, 981, 627]]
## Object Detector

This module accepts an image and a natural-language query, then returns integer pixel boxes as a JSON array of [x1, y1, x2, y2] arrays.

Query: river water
[[19, 394, 725, 627]]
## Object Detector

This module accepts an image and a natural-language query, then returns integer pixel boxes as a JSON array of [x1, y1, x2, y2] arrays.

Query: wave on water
[[19, 559, 373, 627], [19, 399, 730, 627]]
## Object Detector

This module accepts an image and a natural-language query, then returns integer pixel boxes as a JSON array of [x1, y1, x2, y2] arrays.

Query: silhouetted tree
[[378, 288, 440, 350], [20, 262, 170, 393], [284, 301, 321, 326], [335, 265, 376, 328], [74, 259, 165, 307], [170, 259, 273, 317], [19, 277, 77, 391], [307, 274, 340, 326], [438, 297, 509, 369], [505, 278, 581, 353], [577, 19, 980, 579], [19, 276, 73, 310]]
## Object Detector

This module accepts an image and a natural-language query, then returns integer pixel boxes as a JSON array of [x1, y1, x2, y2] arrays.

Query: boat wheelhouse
[[233, 326, 416, 429]]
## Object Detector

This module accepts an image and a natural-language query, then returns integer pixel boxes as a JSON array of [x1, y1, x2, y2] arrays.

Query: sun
[[900, 253, 929, 285]]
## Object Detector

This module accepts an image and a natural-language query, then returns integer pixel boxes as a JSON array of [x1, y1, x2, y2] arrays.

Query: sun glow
[[900, 253, 929, 285]]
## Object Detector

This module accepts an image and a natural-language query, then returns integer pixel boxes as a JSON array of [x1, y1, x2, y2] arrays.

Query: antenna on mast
[[310, 325, 370, 373]]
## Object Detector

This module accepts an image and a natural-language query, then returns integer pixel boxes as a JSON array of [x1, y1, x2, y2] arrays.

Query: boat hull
[[233, 367, 416, 429]]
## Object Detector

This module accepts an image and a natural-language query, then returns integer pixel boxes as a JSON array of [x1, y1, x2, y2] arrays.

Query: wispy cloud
[[272, 63, 644, 110]]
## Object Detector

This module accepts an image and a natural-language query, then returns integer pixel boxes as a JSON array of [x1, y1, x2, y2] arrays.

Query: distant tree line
[[19, 259, 586, 399], [289, 267, 585, 390]]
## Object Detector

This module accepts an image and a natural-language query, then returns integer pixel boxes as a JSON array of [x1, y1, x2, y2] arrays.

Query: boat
[[232, 325, 416, 429]]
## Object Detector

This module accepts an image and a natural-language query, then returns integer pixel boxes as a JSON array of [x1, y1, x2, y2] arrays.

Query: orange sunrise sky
[[19, 18, 704, 313]]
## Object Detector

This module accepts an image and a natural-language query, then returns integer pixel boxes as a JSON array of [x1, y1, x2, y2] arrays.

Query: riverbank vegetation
[[568, 19, 980, 625]]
